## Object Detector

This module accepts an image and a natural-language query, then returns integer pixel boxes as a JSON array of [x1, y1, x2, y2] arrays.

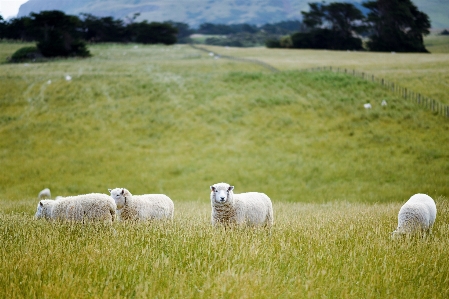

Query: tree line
[[0, 0, 432, 60], [268, 0, 431, 52]]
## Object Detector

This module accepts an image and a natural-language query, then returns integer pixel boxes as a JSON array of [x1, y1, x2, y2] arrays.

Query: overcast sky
[[0, 0, 28, 19]]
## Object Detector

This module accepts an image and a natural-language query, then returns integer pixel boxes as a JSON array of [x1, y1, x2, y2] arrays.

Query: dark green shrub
[[265, 39, 282, 48], [10, 46, 42, 62]]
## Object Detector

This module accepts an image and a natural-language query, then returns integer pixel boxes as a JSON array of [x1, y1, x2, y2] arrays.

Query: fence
[[190, 44, 449, 119], [307, 66, 449, 118]]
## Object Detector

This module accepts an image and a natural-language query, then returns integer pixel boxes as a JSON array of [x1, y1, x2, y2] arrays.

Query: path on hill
[[189, 44, 279, 73]]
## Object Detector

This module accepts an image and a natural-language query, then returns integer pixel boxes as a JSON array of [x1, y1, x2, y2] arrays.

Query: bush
[[10, 46, 42, 62], [265, 39, 282, 48], [291, 29, 363, 50], [37, 38, 90, 58]]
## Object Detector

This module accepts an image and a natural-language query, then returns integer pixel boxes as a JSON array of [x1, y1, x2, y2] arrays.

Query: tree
[[130, 22, 178, 45], [297, 2, 365, 50], [167, 21, 193, 44], [80, 14, 126, 42], [30, 10, 90, 57], [363, 0, 430, 52]]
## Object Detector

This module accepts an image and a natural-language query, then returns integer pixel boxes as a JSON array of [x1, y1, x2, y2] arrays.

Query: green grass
[[1, 44, 448, 202], [1, 43, 449, 298], [425, 34, 449, 53]]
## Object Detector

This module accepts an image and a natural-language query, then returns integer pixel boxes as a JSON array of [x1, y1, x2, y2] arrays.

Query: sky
[[0, 0, 28, 19]]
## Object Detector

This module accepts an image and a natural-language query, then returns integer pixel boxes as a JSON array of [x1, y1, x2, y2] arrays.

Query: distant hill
[[17, 0, 449, 29]]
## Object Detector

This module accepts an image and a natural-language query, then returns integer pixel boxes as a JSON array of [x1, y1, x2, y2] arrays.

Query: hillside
[[17, 0, 449, 29], [0, 43, 448, 202]]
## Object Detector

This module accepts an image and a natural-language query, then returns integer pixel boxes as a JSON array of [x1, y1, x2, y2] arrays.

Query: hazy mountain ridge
[[17, 0, 449, 28]]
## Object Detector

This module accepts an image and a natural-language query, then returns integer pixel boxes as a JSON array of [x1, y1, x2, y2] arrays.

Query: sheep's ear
[[108, 189, 112, 193], [228, 186, 234, 192], [39, 201, 43, 207], [210, 186, 216, 192], [121, 189, 125, 195]]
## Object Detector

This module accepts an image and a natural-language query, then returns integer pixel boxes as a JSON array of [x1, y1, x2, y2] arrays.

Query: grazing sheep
[[108, 188, 174, 221], [392, 193, 437, 237], [34, 199, 56, 220], [35, 193, 116, 224], [363, 103, 372, 109], [38, 188, 51, 199], [210, 182, 273, 227], [381, 100, 387, 106]]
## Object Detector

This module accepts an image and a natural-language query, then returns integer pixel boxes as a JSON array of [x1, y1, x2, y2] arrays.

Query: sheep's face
[[109, 188, 129, 210], [35, 200, 53, 220], [210, 183, 234, 205]]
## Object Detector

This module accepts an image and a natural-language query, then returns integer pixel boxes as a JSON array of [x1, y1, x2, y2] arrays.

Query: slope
[[0, 43, 448, 202]]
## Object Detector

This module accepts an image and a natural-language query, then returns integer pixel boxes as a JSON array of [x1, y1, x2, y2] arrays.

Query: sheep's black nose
[[220, 197, 225, 201]]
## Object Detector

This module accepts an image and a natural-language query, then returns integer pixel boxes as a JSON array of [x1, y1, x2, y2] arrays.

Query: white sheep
[[108, 188, 174, 221], [35, 193, 116, 224], [210, 182, 273, 227], [364, 103, 372, 109], [392, 193, 437, 237], [38, 188, 51, 199]]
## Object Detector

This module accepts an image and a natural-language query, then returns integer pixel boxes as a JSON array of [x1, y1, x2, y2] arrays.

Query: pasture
[[1, 42, 449, 298]]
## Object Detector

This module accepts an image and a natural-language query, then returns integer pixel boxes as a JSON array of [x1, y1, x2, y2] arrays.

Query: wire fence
[[307, 66, 449, 118], [190, 44, 449, 119]]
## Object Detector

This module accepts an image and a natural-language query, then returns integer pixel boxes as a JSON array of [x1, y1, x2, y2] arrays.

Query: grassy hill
[[17, 0, 449, 29], [0, 43, 448, 202], [1, 43, 449, 298]]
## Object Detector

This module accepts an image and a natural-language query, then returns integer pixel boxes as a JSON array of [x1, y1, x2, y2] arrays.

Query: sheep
[[381, 100, 387, 106], [210, 182, 273, 227], [34, 199, 55, 220], [392, 193, 437, 238], [38, 188, 51, 199], [363, 103, 372, 109], [35, 193, 116, 224], [108, 188, 174, 221]]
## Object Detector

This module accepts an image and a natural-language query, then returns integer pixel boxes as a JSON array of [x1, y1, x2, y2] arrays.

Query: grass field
[[1, 42, 449, 298]]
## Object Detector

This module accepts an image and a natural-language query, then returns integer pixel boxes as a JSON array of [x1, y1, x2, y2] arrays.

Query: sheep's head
[[210, 183, 234, 205], [35, 200, 53, 220], [108, 188, 131, 210]]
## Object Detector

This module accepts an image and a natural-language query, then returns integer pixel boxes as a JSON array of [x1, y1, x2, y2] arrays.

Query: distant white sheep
[[392, 193, 437, 237], [210, 182, 273, 227], [108, 188, 174, 221], [38, 188, 51, 199], [35, 193, 116, 224], [364, 103, 372, 109], [381, 100, 387, 106]]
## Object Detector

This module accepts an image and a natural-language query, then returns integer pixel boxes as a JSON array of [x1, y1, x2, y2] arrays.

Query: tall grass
[[1, 199, 449, 298]]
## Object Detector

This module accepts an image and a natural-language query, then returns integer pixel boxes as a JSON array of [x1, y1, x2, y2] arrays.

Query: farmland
[[1, 42, 448, 298]]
